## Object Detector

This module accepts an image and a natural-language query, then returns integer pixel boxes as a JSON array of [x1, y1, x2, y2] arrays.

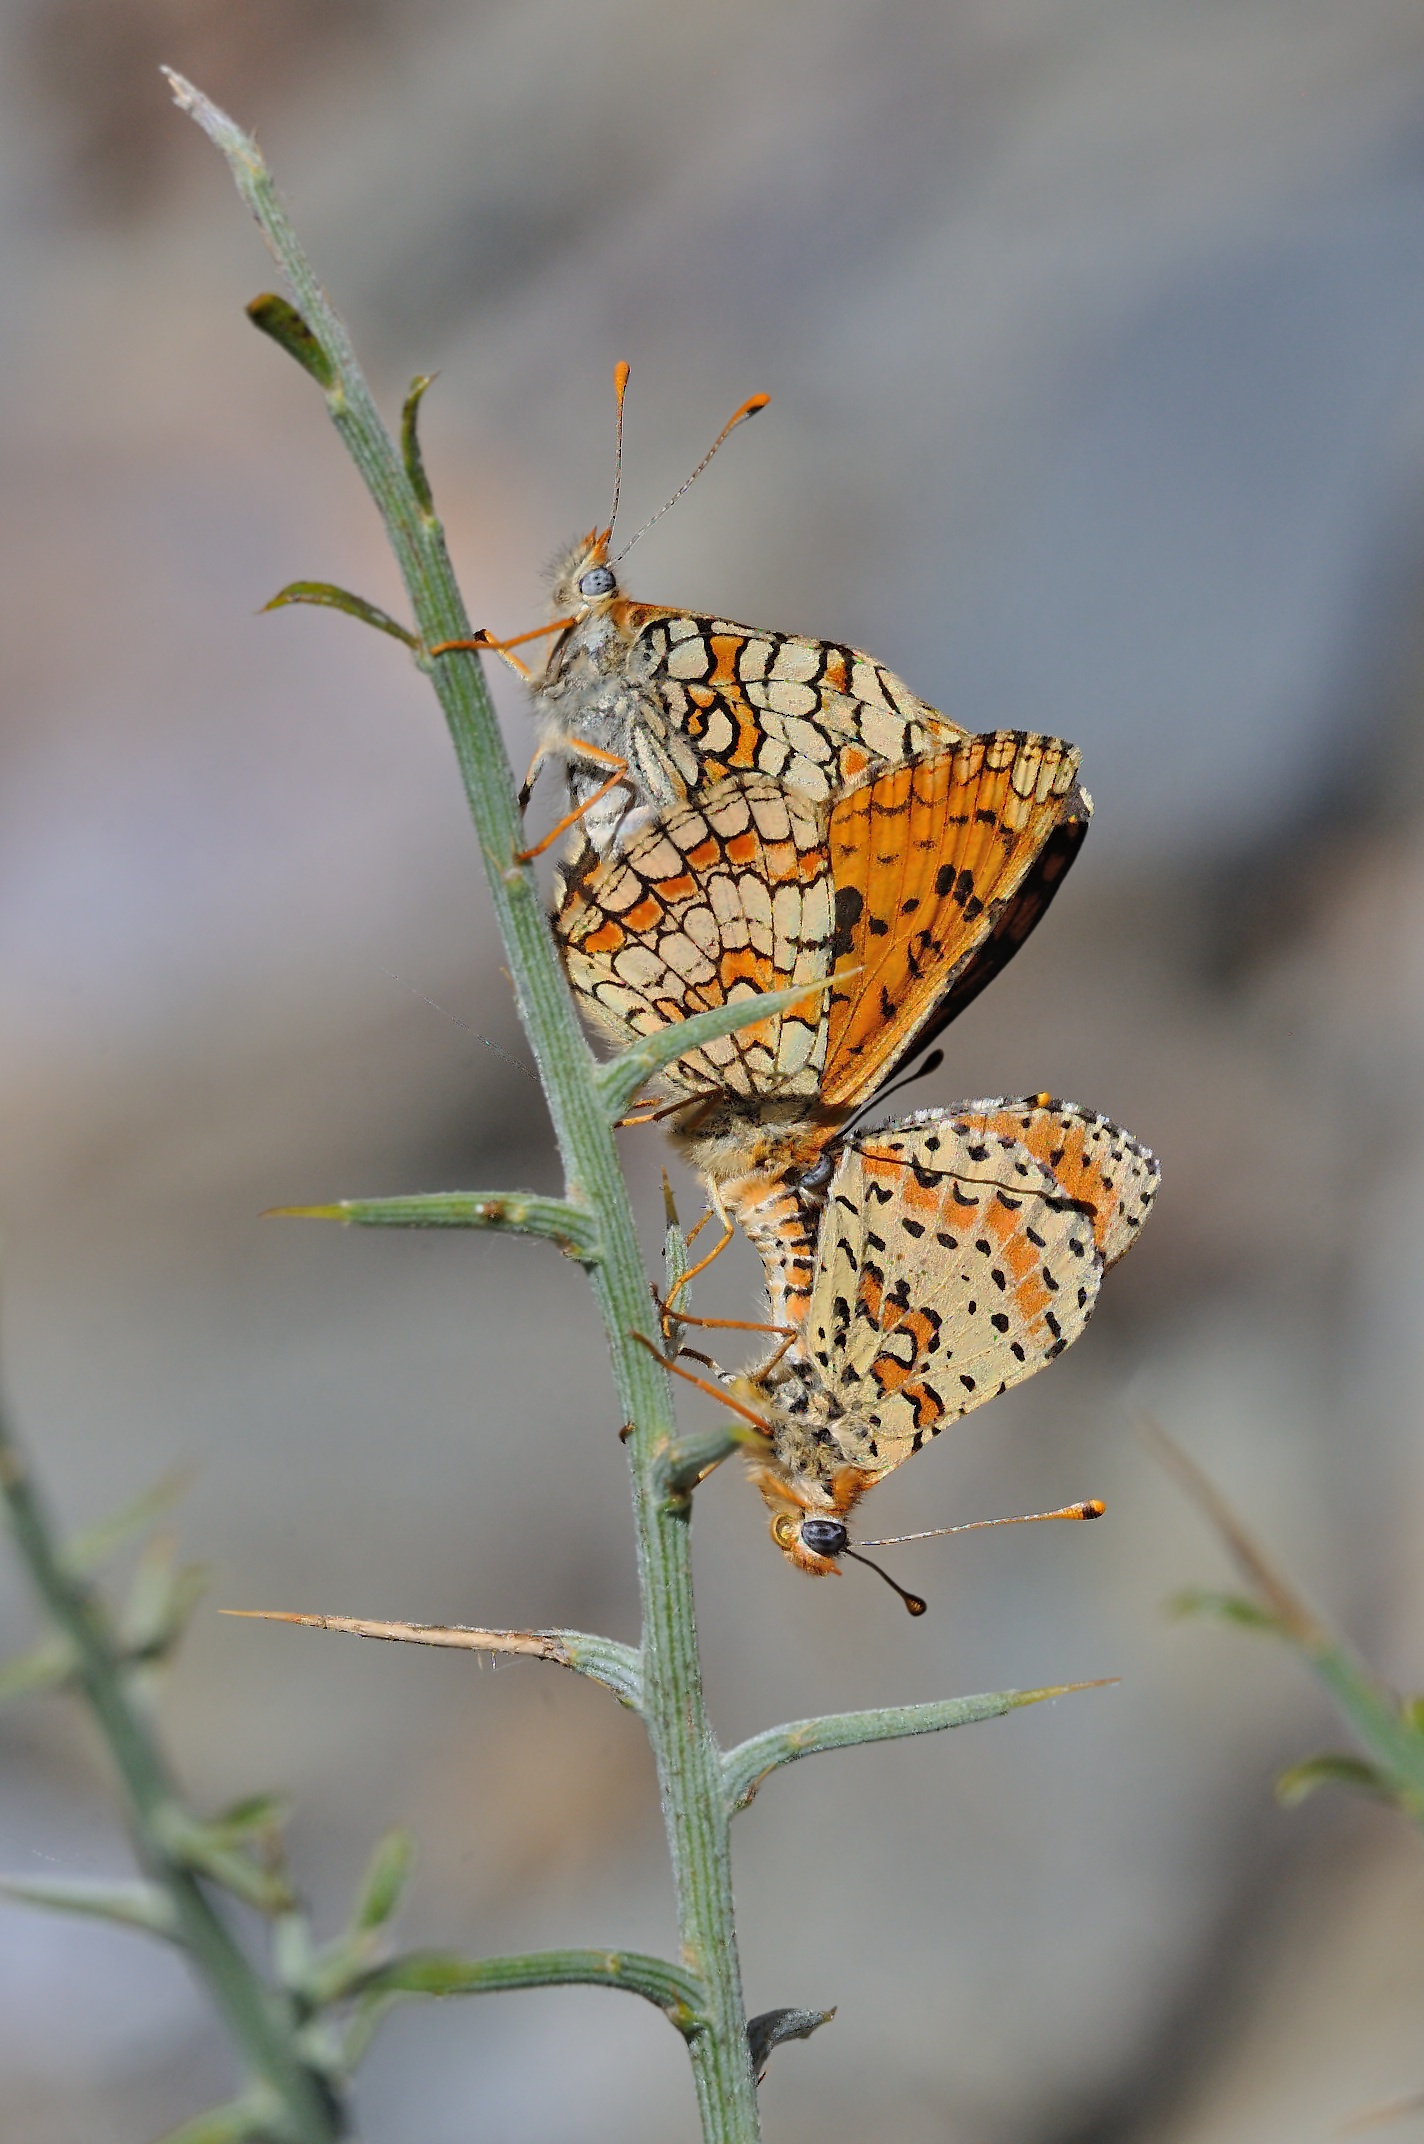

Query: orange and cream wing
[[554, 777, 833, 1100], [949, 1097, 1161, 1267], [532, 558, 975, 855], [626, 610, 970, 803], [798, 1112, 1103, 1482], [819, 732, 1086, 1107]]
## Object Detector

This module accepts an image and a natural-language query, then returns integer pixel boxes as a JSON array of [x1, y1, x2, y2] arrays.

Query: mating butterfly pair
[[457, 371, 1159, 1584]]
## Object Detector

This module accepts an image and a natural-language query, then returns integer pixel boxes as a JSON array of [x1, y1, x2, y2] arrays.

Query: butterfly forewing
[[820, 733, 1084, 1105]]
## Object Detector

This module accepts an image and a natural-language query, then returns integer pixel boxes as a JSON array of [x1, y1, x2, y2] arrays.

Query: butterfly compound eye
[[799, 1518, 848, 1559], [579, 565, 616, 598]]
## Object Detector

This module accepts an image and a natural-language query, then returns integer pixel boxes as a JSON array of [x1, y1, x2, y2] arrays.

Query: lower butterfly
[[716, 1097, 1160, 1582]]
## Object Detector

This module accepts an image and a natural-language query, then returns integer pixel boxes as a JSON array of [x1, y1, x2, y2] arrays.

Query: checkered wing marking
[[624, 607, 969, 801], [555, 776, 834, 1099], [802, 1114, 1104, 1481], [819, 733, 1083, 1108], [950, 1098, 1161, 1268]]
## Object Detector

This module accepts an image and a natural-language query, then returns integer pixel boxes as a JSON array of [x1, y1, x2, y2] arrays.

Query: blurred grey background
[[4, 2, 1424, 2139]]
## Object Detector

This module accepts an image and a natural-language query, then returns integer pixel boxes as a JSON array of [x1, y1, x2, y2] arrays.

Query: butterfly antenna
[[605, 360, 631, 542], [856, 1499, 1105, 1549], [839, 1048, 945, 1143], [613, 389, 770, 565], [841, 1546, 927, 1616]]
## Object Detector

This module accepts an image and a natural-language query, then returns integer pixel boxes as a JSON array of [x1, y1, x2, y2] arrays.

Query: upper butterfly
[[435, 365, 967, 858]]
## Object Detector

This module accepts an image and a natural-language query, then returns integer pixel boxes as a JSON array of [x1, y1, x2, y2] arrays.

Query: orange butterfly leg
[[614, 1093, 708, 1130], [429, 617, 576, 680], [662, 1215, 734, 1314], [628, 1331, 772, 1433], [665, 1311, 794, 1339], [516, 744, 631, 864]]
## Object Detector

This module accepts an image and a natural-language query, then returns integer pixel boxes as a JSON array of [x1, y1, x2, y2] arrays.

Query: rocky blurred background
[[4, 2, 1424, 2138]]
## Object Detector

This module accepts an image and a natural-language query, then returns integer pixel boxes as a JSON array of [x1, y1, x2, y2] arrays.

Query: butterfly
[[555, 734, 1090, 1323], [721, 1098, 1160, 1579], [434, 367, 968, 859]]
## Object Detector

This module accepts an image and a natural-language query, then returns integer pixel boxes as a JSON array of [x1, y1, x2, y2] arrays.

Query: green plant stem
[[272, 1191, 602, 1261], [722, 1683, 1099, 1814], [360, 1946, 704, 2028], [168, 73, 761, 2138], [0, 1400, 338, 2142]]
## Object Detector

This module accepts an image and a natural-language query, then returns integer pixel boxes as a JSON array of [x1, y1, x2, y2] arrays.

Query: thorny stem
[[167, 72, 761, 2137], [0, 1397, 339, 2142]]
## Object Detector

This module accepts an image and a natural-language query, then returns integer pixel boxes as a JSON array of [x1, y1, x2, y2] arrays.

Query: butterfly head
[[770, 1509, 849, 1575], [546, 529, 620, 621], [746, 1449, 872, 1576]]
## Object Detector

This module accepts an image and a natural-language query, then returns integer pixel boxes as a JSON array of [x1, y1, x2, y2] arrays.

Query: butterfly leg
[[662, 1211, 734, 1318], [515, 742, 631, 864], [615, 1094, 708, 1130], [663, 1311, 800, 1374], [428, 616, 576, 679], [659, 1308, 795, 1341], [628, 1330, 772, 1432]]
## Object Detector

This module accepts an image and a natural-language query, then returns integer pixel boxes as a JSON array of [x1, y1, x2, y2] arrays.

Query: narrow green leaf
[[661, 1178, 690, 1349], [262, 581, 418, 649], [0, 1632, 76, 1704], [747, 2005, 836, 2083], [357, 1946, 705, 2030], [723, 1682, 1111, 1815], [352, 1828, 415, 1931], [296, 1929, 378, 2011], [151, 2092, 278, 2144], [150, 1805, 294, 1915], [245, 293, 335, 389], [1402, 1695, 1424, 1734], [0, 1873, 179, 1938], [401, 375, 436, 514], [64, 1466, 191, 1575], [1167, 1587, 1283, 1633], [594, 976, 843, 1120], [271, 1909, 315, 1993], [120, 1536, 210, 1658], [1306, 1647, 1424, 1820], [207, 1792, 292, 1845], [267, 1189, 600, 1263], [1275, 1753, 1393, 1808], [654, 1425, 747, 1503]]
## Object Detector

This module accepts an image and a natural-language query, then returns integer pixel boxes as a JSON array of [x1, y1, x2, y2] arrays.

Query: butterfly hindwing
[[534, 559, 971, 851], [797, 1109, 1105, 1486], [949, 1097, 1161, 1268]]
